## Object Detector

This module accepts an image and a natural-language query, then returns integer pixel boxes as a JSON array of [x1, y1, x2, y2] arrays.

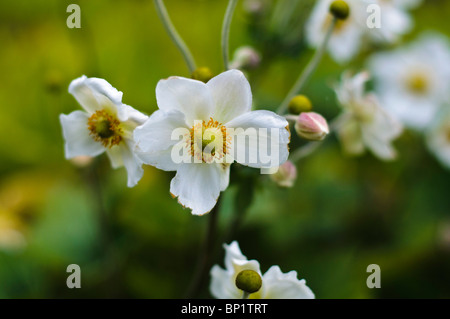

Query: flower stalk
[[221, 0, 239, 70], [154, 0, 197, 73], [277, 17, 337, 114]]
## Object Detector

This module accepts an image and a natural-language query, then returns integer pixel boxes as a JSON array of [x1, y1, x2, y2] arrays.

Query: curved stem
[[154, 0, 197, 73], [290, 117, 340, 163], [277, 17, 337, 114], [183, 200, 221, 298], [221, 0, 239, 70], [290, 141, 323, 163]]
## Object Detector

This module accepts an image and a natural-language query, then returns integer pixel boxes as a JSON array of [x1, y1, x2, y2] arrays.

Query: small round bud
[[235, 270, 262, 294], [295, 112, 329, 141], [288, 95, 313, 115], [329, 0, 350, 20], [191, 67, 214, 83], [270, 161, 297, 188]]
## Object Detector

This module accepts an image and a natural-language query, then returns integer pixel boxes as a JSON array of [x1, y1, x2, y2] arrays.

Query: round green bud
[[288, 95, 313, 115], [191, 67, 214, 83], [329, 0, 350, 20], [235, 270, 262, 294]]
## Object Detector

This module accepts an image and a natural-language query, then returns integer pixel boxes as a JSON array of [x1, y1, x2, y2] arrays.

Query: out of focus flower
[[134, 70, 289, 216], [294, 112, 330, 141], [426, 108, 450, 170], [210, 241, 315, 299], [369, 33, 450, 130], [60, 76, 148, 187], [334, 71, 403, 160], [229, 46, 262, 70], [306, 0, 422, 63], [306, 0, 368, 63], [368, 0, 422, 44], [270, 160, 297, 188]]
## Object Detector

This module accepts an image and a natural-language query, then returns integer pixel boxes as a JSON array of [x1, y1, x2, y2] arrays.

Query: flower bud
[[288, 95, 313, 115], [295, 112, 329, 141], [329, 0, 350, 20], [243, 0, 266, 16], [230, 46, 261, 70], [191, 67, 214, 83], [270, 161, 297, 188], [235, 270, 262, 294]]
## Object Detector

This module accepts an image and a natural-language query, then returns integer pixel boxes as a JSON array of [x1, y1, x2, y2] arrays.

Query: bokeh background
[[0, 0, 449, 298]]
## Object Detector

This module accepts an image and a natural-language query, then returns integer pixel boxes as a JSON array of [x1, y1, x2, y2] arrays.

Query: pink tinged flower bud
[[294, 112, 329, 141], [270, 161, 297, 188], [230, 46, 261, 70]]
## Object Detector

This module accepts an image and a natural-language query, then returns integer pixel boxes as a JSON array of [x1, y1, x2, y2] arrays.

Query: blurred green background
[[0, 0, 449, 298]]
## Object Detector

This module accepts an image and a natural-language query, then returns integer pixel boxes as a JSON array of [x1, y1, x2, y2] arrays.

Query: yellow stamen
[[407, 73, 429, 95], [187, 118, 230, 163], [87, 110, 123, 148]]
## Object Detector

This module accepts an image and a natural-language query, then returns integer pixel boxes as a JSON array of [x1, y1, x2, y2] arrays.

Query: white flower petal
[[116, 103, 148, 125], [156, 77, 213, 125], [118, 143, 144, 188], [68, 75, 123, 114], [226, 110, 290, 168], [260, 266, 315, 299], [223, 241, 248, 270], [134, 110, 188, 172], [210, 265, 239, 299], [207, 69, 252, 124], [335, 114, 365, 156], [60, 111, 105, 159], [106, 145, 123, 169], [210, 242, 262, 299], [134, 110, 187, 153], [169, 163, 224, 215]]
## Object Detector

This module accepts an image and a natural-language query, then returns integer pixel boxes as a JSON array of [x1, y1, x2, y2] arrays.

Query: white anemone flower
[[306, 0, 369, 64], [426, 108, 450, 170], [210, 241, 315, 299], [306, 0, 422, 63], [368, 33, 450, 130], [134, 70, 290, 216], [334, 71, 403, 160], [60, 76, 148, 187], [368, 0, 416, 44]]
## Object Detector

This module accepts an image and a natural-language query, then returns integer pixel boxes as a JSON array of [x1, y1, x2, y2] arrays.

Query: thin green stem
[[290, 117, 339, 163], [154, 0, 197, 73], [221, 0, 239, 70], [242, 291, 250, 299], [183, 200, 221, 298], [277, 17, 337, 114]]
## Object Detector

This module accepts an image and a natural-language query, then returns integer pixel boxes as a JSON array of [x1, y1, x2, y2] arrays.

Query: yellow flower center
[[406, 73, 429, 95], [188, 118, 230, 163], [87, 110, 123, 148]]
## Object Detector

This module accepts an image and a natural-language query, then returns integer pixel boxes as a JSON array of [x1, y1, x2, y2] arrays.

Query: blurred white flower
[[210, 241, 315, 299], [369, 33, 450, 130], [306, 0, 422, 63], [368, 0, 415, 44], [60, 76, 148, 187], [334, 71, 403, 160], [306, 0, 368, 64], [134, 70, 290, 216], [426, 108, 450, 169]]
